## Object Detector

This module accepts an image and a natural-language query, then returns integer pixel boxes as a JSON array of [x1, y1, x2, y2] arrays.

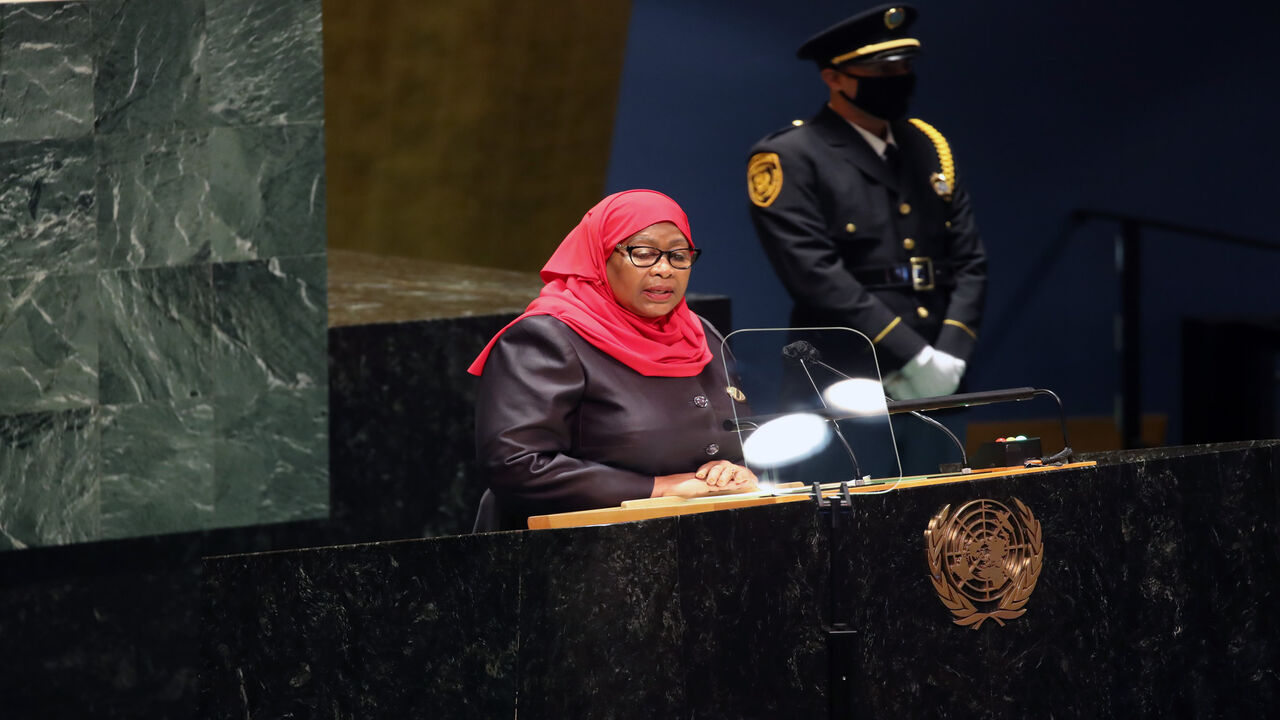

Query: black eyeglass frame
[[615, 245, 702, 269]]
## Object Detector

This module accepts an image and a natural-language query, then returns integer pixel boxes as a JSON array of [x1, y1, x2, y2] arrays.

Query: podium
[[201, 441, 1280, 719]]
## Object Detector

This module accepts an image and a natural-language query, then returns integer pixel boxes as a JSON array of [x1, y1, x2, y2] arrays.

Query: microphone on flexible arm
[[886, 387, 1075, 465], [780, 341, 864, 481], [726, 336, 1074, 468], [781, 340, 971, 469]]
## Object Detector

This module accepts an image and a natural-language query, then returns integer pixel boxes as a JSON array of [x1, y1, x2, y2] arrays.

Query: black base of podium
[[202, 441, 1280, 719]]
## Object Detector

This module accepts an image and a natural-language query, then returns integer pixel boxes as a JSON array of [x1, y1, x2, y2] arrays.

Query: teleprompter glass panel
[[720, 327, 902, 489]]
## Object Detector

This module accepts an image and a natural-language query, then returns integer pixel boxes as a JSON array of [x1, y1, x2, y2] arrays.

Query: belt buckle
[[909, 256, 935, 291]]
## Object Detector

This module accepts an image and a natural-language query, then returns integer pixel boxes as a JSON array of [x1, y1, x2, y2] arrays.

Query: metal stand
[[1117, 219, 1143, 450], [814, 481, 857, 718], [813, 480, 853, 528], [827, 623, 858, 719]]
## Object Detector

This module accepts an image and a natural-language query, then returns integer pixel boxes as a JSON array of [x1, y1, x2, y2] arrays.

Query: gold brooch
[[925, 498, 1044, 628]]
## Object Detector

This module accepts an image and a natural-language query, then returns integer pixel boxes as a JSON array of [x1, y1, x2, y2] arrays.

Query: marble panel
[[1182, 447, 1280, 715], [98, 264, 215, 404], [518, 521, 685, 719], [328, 314, 510, 543], [326, 250, 543, 327], [188, 442, 1280, 720], [203, 0, 323, 126], [0, 512, 367, 718], [98, 398, 214, 540], [0, 408, 97, 550], [677, 501, 829, 719], [0, 1, 93, 142], [979, 466, 1128, 719], [0, 272, 96, 415], [201, 533, 523, 719], [208, 124, 326, 262], [0, 538, 205, 718], [829, 476, 999, 720], [91, 0, 206, 134], [1112, 454, 1210, 715], [0, 137, 96, 279], [211, 254, 326, 395], [96, 130, 212, 269], [212, 387, 328, 529]]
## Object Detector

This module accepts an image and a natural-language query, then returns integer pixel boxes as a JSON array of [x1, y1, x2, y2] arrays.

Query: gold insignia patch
[[747, 152, 783, 208], [725, 385, 746, 402], [925, 498, 1044, 629]]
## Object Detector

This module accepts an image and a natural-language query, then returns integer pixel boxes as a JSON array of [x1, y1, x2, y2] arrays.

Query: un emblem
[[924, 498, 1044, 628]]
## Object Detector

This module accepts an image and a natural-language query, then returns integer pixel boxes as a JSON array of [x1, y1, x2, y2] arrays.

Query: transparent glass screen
[[720, 327, 902, 489]]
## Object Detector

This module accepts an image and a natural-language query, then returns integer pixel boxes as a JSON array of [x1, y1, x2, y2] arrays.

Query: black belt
[[853, 257, 954, 291]]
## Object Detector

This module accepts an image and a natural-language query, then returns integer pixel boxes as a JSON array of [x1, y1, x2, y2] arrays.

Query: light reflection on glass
[[822, 378, 888, 416], [742, 412, 832, 468]]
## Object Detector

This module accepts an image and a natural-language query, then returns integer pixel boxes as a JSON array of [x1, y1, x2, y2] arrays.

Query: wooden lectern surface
[[526, 461, 1097, 529]]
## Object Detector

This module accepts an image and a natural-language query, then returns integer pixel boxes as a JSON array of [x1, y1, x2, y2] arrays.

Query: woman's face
[[605, 221, 693, 318]]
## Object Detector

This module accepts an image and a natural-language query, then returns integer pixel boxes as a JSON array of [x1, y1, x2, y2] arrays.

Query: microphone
[[728, 338, 1073, 468], [780, 340, 864, 480], [782, 340, 821, 362], [884, 387, 1074, 466], [783, 340, 864, 384], [777, 339, 972, 470], [884, 387, 1039, 414]]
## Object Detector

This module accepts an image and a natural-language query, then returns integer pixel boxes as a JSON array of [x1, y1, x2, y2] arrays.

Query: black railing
[[985, 210, 1280, 449]]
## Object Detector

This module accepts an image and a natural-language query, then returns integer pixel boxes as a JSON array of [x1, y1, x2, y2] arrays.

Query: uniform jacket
[[473, 314, 744, 532], [748, 105, 987, 373]]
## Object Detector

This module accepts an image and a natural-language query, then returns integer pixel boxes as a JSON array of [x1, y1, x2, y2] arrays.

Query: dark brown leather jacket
[[473, 315, 744, 531]]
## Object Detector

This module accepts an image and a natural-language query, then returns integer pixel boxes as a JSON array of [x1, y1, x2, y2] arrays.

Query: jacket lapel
[[810, 105, 900, 193]]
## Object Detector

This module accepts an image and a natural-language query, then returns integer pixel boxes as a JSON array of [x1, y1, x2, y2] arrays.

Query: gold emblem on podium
[[925, 498, 1043, 629]]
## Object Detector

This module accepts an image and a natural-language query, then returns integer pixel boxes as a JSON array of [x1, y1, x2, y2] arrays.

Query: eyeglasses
[[616, 245, 702, 269]]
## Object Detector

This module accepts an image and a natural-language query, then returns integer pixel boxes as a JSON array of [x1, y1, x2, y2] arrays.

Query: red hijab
[[468, 189, 713, 377]]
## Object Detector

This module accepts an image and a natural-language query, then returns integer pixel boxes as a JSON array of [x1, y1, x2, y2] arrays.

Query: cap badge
[[747, 152, 784, 208], [884, 8, 905, 29]]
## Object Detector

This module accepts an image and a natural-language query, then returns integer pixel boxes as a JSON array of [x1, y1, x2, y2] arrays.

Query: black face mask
[[839, 72, 916, 121]]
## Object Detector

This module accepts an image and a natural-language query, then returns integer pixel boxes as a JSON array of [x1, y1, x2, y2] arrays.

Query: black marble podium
[[201, 441, 1280, 719]]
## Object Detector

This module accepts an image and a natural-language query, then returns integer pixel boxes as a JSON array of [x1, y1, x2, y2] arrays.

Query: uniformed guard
[[747, 3, 987, 406]]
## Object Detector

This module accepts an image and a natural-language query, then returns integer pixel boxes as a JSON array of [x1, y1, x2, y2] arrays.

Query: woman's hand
[[652, 462, 758, 498], [695, 460, 757, 490]]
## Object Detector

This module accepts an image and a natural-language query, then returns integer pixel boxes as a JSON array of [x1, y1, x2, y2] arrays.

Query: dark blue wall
[[604, 0, 1278, 442]]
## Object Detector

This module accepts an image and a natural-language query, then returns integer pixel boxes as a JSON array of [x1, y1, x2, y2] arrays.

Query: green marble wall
[[0, 0, 328, 550]]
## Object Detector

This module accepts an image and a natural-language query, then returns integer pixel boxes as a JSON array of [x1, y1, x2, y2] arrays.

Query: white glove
[[896, 345, 966, 398], [882, 370, 917, 400]]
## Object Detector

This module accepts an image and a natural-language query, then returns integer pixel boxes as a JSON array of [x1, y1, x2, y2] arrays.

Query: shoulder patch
[[747, 152, 783, 208]]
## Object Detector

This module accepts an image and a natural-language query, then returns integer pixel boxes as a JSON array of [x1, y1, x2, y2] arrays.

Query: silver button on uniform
[[705, 443, 720, 455], [693, 395, 709, 408]]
